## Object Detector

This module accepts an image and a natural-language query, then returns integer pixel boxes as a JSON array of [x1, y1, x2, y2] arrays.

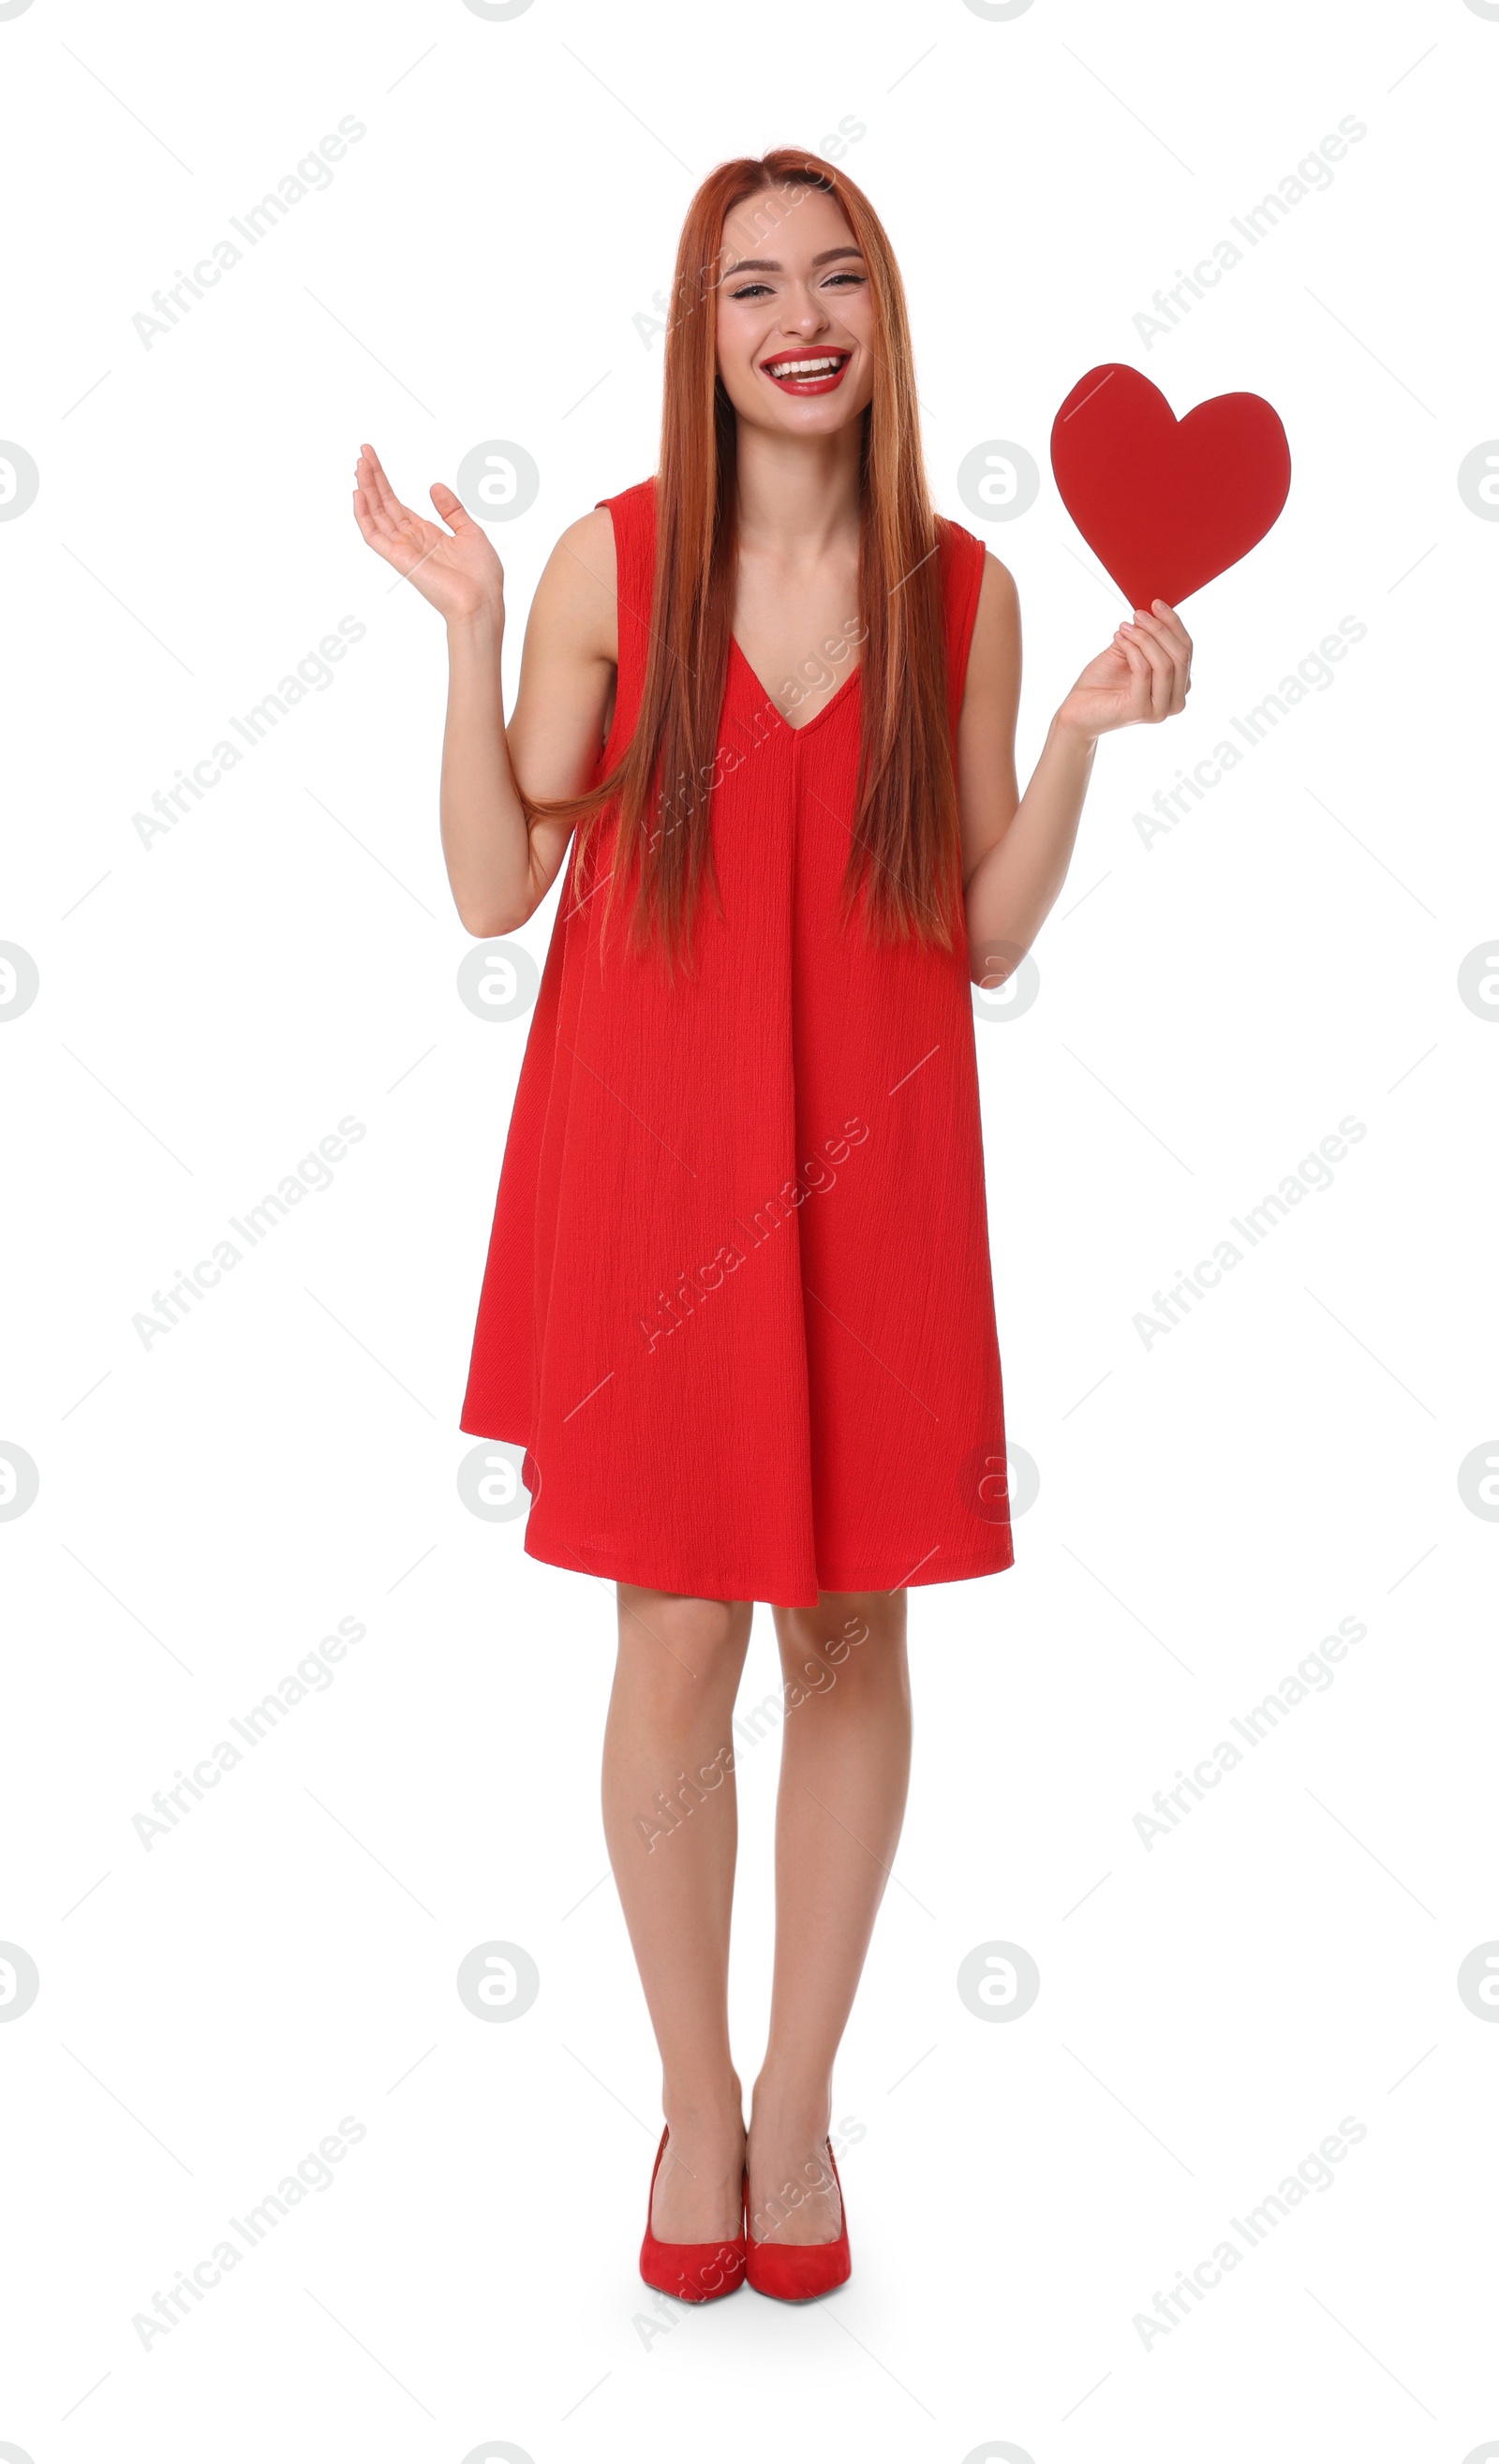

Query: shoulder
[[973, 545, 1019, 634], [937, 515, 1017, 610], [936, 512, 1014, 581], [545, 505, 616, 594], [939, 518, 1017, 644], [595, 473, 658, 562], [527, 505, 618, 660], [935, 518, 1018, 717], [599, 473, 657, 520], [958, 549, 1021, 730], [526, 475, 655, 659]]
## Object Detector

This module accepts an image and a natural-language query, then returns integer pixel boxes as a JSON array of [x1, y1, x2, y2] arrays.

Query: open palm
[[351, 443, 504, 624]]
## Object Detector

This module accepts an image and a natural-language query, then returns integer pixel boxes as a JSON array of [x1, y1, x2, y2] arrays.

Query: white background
[[2, 1, 1495, 2458]]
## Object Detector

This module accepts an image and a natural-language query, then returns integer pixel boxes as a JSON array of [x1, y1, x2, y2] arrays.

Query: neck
[[732, 416, 864, 560]]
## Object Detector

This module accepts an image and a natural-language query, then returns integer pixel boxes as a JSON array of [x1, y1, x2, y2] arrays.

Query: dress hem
[[520, 1525, 1015, 1611], [458, 1408, 1014, 1607]]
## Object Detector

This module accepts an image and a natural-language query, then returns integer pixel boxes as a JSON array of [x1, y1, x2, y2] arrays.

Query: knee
[[617, 1588, 750, 1716], [779, 1594, 907, 1702]]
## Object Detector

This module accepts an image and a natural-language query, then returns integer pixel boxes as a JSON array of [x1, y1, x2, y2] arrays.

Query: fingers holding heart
[[1111, 625, 1155, 718], [1120, 605, 1190, 718], [1147, 598, 1194, 667], [1113, 618, 1169, 717], [1119, 613, 1173, 717], [1146, 599, 1194, 707]]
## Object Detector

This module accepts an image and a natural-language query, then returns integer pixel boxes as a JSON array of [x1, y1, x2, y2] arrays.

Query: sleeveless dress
[[459, 476, 1014, 1608]]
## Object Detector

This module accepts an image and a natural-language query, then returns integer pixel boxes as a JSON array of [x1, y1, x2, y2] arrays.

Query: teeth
[[768, 355, 844, 377]]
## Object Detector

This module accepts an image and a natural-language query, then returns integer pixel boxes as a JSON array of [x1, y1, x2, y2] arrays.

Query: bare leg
[[601, 1582, 752, 2241], [748, 1588, 912, 2245]]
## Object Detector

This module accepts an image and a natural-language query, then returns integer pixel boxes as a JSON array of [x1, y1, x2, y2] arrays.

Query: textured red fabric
[[460, 476, 1014, 1607]]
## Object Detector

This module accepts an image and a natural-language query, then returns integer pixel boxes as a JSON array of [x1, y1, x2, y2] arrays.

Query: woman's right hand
[[352, 443, 505, 627]]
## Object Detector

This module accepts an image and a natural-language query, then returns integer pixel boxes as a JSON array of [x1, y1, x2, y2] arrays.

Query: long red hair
[[530, 149, 963, 968]]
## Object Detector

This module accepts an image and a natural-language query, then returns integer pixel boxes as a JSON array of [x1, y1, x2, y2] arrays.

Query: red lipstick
[[760, 349, 852, 396]]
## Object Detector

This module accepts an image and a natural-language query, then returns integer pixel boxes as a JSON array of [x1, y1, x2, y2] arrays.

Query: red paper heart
[[1049, 363, 1290, 608]]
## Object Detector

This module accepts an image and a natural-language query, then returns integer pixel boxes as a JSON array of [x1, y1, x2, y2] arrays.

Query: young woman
[[352, 148, 1190, 2305]]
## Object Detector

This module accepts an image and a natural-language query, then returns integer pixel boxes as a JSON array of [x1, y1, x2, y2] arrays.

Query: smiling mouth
[[760, 349, 852, 395]]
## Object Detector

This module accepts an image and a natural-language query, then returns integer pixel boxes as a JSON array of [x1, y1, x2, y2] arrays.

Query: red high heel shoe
[[638, 2127, 747, 2303], [745, 2137, 852, 2301]]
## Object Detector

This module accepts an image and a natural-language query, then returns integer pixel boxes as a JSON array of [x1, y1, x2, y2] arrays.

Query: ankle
[[748, 2072, 832, 2142], [662, 2073, 744, 2137]]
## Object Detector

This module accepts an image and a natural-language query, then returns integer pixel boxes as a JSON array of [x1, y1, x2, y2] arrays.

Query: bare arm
[[352, 446, 617, 936], [957, 550, 1193, 985]]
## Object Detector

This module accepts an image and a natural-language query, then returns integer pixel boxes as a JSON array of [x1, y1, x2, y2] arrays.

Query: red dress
[[460, 476, 1013, 1607]]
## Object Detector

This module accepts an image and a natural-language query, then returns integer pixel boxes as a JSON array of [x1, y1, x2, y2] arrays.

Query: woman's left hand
[[1054, 599, 1193, 740]]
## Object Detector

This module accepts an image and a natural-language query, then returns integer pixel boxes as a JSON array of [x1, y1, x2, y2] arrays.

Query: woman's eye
[[731, 282, 773, 299]]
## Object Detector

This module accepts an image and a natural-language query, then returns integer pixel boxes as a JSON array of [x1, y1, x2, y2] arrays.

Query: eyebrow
[[720, 245, 866, 277]]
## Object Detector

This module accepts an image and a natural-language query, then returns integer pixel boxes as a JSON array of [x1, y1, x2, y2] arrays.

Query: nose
[[779, 284, 831, 337]]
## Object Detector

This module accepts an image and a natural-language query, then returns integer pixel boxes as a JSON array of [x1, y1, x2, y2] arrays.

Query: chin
[[751, 393, 871, 437], [778, 404, 862, 432]]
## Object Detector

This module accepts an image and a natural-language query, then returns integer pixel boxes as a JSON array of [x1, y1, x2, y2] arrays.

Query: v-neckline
[[728, 635, 862, 742]]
